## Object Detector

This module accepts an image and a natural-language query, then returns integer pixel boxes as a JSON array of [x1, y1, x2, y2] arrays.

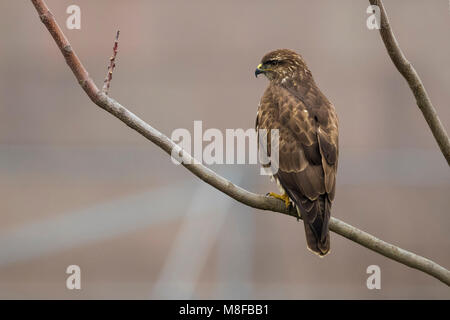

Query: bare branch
[[369, 0, 450, 165], [102, 30, 120, 95], [31, 0, 450, 286]]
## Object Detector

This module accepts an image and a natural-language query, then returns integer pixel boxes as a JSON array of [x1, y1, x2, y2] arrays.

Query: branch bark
[[369, 0, 450, 165], [31, 0, 450, 286]]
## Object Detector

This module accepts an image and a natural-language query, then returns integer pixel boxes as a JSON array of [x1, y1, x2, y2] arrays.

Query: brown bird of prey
[[255, 49, 339, 256]]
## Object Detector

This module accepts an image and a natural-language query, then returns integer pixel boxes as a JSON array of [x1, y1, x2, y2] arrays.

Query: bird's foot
[[267, 192, 291, 208]]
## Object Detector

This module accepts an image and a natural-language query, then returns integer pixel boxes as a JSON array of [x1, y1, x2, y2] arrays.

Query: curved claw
[[267, 192, 291, 209]]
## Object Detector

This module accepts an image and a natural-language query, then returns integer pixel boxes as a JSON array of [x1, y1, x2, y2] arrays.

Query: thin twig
[[30, 0, 450, 286], [369, 0, 450, 165], [102, 30, 120, 95]]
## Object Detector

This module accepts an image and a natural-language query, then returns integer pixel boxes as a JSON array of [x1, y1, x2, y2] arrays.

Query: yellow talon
[[268, 192, 291, 208]]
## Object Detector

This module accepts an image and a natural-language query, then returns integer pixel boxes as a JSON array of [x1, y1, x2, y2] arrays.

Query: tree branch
[[31, 0, 450, 286], [369, 0, 450, 165], [102, 30, 120, 95]]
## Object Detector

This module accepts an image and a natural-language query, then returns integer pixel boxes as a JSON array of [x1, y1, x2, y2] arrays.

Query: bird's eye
[[265, 60, 279, 66]]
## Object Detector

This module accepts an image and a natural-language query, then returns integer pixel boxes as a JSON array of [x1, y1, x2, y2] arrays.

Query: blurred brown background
[[0, 0, 449, 299]]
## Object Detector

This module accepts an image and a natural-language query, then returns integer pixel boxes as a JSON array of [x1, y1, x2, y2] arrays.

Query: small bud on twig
[[102, 30, 120, 95]]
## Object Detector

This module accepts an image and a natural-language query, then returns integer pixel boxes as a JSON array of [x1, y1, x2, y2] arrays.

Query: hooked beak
[[255, 63, 265, 77]]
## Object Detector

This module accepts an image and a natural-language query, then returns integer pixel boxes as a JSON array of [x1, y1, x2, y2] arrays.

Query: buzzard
[[255, 49, 339, 256]]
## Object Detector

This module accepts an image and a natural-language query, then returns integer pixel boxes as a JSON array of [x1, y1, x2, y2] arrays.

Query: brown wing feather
[[257, 82, 338, 256]]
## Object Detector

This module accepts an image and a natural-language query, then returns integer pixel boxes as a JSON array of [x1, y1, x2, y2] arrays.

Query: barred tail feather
[[301, 195, 331, 256]]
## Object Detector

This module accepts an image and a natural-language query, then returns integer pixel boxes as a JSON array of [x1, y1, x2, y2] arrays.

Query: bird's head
[[255, 49, 309, 83]]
